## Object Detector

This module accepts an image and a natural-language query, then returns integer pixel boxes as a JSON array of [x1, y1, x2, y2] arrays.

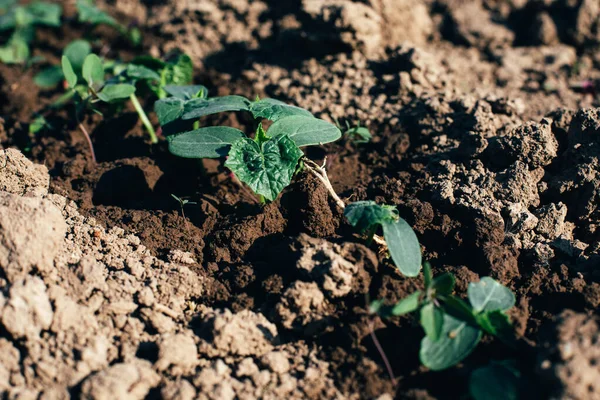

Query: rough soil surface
[[1, 0, 600, 398]]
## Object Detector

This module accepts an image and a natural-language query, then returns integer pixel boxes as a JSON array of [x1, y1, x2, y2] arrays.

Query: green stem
[[130, 93, 157, 144], [258, 194, 266, 204], [193, 120, 199, 130]]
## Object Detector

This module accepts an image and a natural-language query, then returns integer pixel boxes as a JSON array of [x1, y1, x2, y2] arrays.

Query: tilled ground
[[1, 0, 600, 399]]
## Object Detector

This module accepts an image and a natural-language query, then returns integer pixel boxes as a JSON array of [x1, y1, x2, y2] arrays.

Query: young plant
[[345, 201, 421, 277], [34, 39, 91, 89], [61, 52, 159, 144], [75, 0, 141, 45], [0, 0, 61, 64], [371, 263, 516, 371], [157, 95, 342, 202]]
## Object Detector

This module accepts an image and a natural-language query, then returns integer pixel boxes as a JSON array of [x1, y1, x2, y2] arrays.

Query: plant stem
[[369, 318, 396, 386], [258, 194, 266, 204], [193, 120, 199, 130], [129, 93, 158, 144], [78, 122, 97, 164], [304, 157, 387, 247]]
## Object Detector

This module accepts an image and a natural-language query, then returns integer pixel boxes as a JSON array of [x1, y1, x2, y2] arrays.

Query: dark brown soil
[[1, 0, 600, 399]]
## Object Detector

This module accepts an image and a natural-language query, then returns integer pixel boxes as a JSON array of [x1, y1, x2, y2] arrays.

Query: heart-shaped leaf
[[468, 277, 515, 313], [168, 127, 244, 158], [250, 98, 313, 121], [182, 95, 251, 120], [344, 201, 398, 233], [225, 134, 303, 201], [382, 217, 422, 277], [268, 116, 341, 147], [97, 83, 135, 102], [420, 313, 482, 371]]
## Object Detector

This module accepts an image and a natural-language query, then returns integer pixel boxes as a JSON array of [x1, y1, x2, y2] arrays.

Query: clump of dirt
[[536, 310, 600, 399]]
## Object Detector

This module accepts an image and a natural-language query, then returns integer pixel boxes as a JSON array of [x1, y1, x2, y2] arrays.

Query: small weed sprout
[[156, 95, 342, 202], [371, 263, 517, 371], [171, 194, 197, 231], [0, 0, 61, 64]]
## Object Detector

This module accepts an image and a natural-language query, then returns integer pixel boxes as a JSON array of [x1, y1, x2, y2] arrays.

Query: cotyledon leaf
[[419, 313, 482, 371], [181, 95, 251, 120], [225, 134, 303, 201], [382, 217, 422, 277], [250, 98, 313, 121], [167, 126, 245, 159], [468, 277, 515, 313], [267, 115, 341, 147]]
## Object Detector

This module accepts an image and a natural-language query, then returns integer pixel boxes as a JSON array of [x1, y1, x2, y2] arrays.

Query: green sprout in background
[[0, 0, 61, 64]]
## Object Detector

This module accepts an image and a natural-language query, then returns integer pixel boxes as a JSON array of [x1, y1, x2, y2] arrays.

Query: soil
[[1, 0, 600, 399]]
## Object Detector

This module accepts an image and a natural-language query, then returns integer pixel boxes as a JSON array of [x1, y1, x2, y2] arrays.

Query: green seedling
[[345, 201, 421, 277], [344, 122, 372, 144], [61, 52, 159, 144], [171, 194, 197, 231], [130, 53, 195, 99], [0, 0, 61, 64], [158, 95, 342, 202], [371, 264, 516, 371], [76, 0, 141, 45]]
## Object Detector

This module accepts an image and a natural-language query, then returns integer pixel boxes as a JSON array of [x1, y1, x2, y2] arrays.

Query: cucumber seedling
[[61, 52, 161, 148], [157, 95, 342, 202], [0, 0, 61, 64], [371, 263, 517, 371]]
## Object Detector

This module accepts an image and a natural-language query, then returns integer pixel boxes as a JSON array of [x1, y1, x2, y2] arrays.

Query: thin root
[[303, 157, 387, 248]]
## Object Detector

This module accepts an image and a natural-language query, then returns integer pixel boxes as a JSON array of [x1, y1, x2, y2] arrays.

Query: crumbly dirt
[[1, 0, 600, 398]]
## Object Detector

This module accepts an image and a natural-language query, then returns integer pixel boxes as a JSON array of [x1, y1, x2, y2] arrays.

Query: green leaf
[[390, 291, 422, 316], [250, 98, 313, 121], [420, 303, 444, 341], [442, 295, 477, 324], [469, 361, 521, 400], [0, 36, 28, 64], [423, 261, 432, 289], [155, 97, 184, 126], [475, 310, 513, 339], [267, 116, 342, 147], [382, 218, 422, 277], [29, 115, 47, 134], [76, 0, 117, 26], [25, 2, 61, 27], [97, 83, 135, 102], [181, 95, 251, 120], [64, 40, 91, 74], [419, 313, 482, 371], [346, 125, 372, 143], [431, 273, 455, 297], [34, 65, 63, 88], [225, 134, 304, 202], [164, 85, 208, 100], [82, 53, 104, 89], [61, 55, 77, 88], [168, 127, 244, 159], [468, 277, 515, 313], [162, 53, 193, 87], [344, 201, 398, 233], [126, 63, 161, 81]]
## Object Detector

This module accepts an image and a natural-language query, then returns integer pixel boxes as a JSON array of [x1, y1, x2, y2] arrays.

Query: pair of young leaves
[[373, 264, 516, 371], [161, 95, 342, 201]]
